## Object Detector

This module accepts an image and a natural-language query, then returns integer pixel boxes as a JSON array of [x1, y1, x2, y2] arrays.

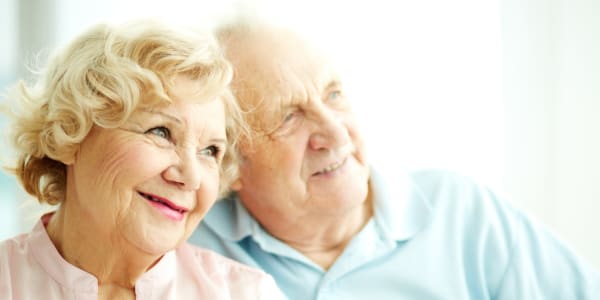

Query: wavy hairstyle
[[2, 20, 246, 205]]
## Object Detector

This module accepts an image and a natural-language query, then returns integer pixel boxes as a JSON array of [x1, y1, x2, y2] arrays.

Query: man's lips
[[138, 191, 189, 213], [312, 158, 348, 176]]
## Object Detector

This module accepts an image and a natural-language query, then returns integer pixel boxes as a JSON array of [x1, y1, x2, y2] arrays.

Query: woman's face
[[66, 76, 227, 255]]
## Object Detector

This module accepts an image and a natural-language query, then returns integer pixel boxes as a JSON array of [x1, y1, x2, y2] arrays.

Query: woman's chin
[[124, 228, 183, 257]]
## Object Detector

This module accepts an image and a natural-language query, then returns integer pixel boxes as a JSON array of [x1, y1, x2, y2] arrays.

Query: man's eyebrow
[[323, 79, 342, 91]]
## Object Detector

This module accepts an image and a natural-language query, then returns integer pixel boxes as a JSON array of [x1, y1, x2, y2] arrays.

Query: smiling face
[[65, 76, 227, 255], [227, 29, 371, 231]]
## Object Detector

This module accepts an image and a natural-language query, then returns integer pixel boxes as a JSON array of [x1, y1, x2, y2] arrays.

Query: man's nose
[[308, 107, 350, 151]]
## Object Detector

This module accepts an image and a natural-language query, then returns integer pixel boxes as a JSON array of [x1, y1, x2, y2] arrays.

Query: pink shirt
[[0, 217, 285, 299]]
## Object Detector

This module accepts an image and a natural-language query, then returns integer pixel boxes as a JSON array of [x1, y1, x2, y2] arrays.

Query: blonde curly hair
[[2, 20, 246, 205]]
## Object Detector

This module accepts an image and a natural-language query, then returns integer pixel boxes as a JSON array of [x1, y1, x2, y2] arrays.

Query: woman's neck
[[46, 206, 161, 290]]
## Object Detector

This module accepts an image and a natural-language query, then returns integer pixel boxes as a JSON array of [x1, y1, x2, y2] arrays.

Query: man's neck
[[265, 194, 373, 270]]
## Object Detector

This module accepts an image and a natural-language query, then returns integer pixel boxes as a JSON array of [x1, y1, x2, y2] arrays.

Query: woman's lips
[[139, 191, 188, 221]]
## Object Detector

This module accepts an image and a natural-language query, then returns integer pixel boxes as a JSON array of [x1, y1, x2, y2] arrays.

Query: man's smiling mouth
[[313, 158, 347, 176]]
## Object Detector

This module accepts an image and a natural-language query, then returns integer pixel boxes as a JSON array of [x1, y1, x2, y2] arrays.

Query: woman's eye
[[283, 112, 297, 123], [146, 126, 171, 139], [199, 145, 221, 158]]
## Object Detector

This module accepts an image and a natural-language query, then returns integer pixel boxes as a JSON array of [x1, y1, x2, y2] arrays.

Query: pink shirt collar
[[31, 212, 177, 295]]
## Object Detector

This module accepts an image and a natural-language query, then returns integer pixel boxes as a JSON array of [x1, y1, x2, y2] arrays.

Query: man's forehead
[[227, 26, 333, 77], [249, 73, 340, 111], [222, 24, 341, 125], [241, 76, 341, 135], [234, 47, 339, 106]]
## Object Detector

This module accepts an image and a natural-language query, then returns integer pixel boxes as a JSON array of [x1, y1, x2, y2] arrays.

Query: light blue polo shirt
[[189, 167, 599, 299]]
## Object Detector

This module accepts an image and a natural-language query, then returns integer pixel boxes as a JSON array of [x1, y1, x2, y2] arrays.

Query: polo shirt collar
[[204, 165, 432, 243], [369, 165, 432, 241], [202, 195, 256, 241], [30, 213, 178, 295], [203, 195, 307, 260]]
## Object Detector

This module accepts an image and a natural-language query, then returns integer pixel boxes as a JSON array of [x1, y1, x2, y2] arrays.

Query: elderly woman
[[0, 20, 284, 299]]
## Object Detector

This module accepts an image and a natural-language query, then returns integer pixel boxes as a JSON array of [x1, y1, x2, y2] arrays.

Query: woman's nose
[[163, 148, 202, 190]]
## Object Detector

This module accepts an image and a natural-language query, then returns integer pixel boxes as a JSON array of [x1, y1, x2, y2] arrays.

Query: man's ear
[[230, 177, 242, 191]]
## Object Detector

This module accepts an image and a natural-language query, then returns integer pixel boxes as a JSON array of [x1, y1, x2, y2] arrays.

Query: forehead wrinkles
[[243, 71, 325, 136], [236, 56, 336, 134], [225, 27, 337, 133]]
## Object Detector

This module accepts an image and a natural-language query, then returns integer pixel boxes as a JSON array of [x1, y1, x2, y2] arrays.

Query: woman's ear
[[60, 144, 80, 166], [55, 152, 75, 166]]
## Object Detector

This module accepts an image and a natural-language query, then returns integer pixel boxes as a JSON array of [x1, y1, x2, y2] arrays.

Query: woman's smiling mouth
[[138, 191, 188, 221]]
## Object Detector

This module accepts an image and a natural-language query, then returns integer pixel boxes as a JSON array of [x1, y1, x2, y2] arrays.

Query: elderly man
[[189, 20, 599, 299]]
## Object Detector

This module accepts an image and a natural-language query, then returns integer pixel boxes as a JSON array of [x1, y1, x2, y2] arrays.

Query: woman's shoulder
[[0, 231, 42, 298], [175, 243, 285, 299], [177, 242, 270, 279], [0, 231, 31, 263]]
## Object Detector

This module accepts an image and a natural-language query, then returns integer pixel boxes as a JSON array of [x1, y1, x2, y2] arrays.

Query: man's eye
[[146, 126, 171, 139], [326, 90, 342, 101]]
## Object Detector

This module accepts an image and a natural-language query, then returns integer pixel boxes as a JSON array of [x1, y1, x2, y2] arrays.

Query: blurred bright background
[[1, 0, 598, 268]]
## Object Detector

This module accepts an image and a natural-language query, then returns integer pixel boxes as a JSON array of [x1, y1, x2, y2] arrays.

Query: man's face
[[229, 31, 370, 228]]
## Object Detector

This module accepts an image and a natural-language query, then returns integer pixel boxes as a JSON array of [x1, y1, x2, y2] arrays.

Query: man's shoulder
[[371, 166, 483, 197], [407, 168, 481, 191], [401, 168, 516, 226], [403, 168, 491, 206]]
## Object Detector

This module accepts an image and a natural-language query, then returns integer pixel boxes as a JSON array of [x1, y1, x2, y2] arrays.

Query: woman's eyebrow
[[157, 111, 183, 124], [209, 138, 227, 145], [141, 109, 183, 124]]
